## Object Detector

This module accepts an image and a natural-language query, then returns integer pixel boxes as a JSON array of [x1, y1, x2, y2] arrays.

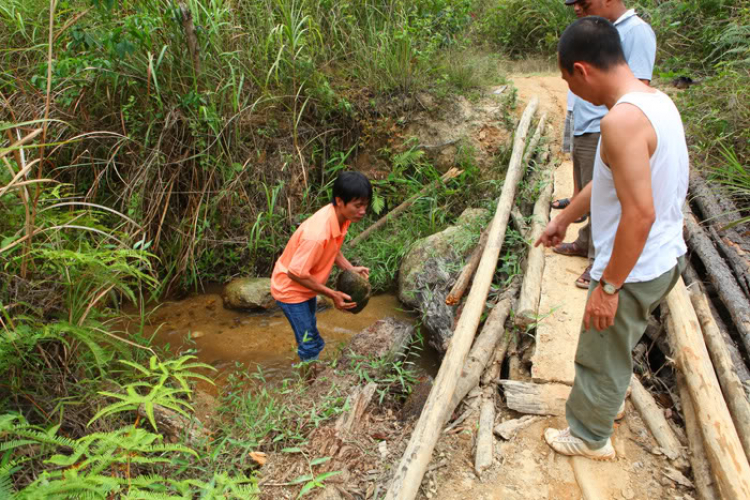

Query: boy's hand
[[331, 291, 356, 311], [351, 266, 370, 280]]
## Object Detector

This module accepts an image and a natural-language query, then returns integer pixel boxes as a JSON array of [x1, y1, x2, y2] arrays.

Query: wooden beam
[[629, 375, 685, 463], [664, 278, 750, 499], [384, 97, 539, 500], [499, 380, 570, 416]]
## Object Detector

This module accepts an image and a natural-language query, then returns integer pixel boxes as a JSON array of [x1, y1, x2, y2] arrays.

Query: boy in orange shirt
[[271, 172, 372, 361]]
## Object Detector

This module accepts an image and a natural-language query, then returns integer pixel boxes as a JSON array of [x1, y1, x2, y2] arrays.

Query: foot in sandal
[[551, 198, 571, 210], [575, 264, 593, 289], [544, 427, 616, 461]]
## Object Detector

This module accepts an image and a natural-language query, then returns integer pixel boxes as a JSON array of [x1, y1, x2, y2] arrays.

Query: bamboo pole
[[384, 97, 539, 500], [688, 284, 750, 459], [664, 278, 750, 500], [348, 167, 462, 248], [514, 159, 553, 328]]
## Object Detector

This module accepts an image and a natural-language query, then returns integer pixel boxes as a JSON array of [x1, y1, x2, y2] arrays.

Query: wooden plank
[[499, 380, 570, 416]]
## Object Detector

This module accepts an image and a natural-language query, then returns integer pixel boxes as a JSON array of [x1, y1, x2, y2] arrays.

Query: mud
[[121, 285, 438, 392]]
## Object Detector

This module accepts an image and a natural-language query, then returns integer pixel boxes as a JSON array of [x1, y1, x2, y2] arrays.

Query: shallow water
[[121, 286, 438, 391]]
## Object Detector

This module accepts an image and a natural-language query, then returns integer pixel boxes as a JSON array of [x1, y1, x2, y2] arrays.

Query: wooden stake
[[676, 373, 720, 500], [685, 213, 750, 355], [348, 168, 461, 248], [384, 97, 539, 500], [475, 387, 496, 476], [629, 375, 685, 463], [688, 284, 750, 460], [514, 161, 553, 328], [665, 278, 750, 500]]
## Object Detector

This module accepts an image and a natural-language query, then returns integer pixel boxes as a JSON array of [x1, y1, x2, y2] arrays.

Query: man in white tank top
[[535, 17, 688, 460]]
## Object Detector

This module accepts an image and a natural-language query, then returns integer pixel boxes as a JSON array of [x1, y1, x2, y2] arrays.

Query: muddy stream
[[122, 286, 439, 394]]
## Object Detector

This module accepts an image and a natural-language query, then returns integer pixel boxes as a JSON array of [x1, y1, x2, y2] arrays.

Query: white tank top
[[590, 90, 689, 283]]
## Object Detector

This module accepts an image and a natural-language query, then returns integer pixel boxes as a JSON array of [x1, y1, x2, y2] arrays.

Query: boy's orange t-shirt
[[270, 204, 350, 304]]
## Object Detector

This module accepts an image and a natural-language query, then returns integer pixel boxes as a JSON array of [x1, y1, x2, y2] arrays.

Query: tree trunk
[[685, 213, 750, 356], [664, 278, 750, 500], [445, 228, 489, 305], [689, 284, 750, 459], [384, 97, 539, 500]]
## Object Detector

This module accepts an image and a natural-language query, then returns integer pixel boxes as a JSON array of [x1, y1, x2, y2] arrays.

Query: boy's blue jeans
[[276, 297, 325, 361]]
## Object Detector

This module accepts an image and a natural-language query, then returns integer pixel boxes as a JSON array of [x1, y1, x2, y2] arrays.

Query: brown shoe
[[553, 241, 588, 258]]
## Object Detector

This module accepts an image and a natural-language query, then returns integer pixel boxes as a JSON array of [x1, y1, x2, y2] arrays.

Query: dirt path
[[430, 74, 687, 500]]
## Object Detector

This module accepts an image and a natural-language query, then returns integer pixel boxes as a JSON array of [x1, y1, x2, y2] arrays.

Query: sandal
[[551, 198, 570, 210], [575, 265, 593, 289], [553, 241, 588, 258]]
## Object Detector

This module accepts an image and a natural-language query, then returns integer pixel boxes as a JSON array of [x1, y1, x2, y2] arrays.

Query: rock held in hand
[[336, 270, 371, 314]]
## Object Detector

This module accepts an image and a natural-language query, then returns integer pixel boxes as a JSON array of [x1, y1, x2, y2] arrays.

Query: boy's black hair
[[558, 17, 626, 74], [332, 171, 372, 206]]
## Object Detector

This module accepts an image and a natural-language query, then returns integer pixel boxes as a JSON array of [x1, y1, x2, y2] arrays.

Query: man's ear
[[572, 61, 589, 78], [333, 196, 343, 206]]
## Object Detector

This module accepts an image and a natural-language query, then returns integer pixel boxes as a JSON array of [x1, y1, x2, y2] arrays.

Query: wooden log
[[494, 415, 540, 440], [629, 375, 685, 463], [689, 173, 750, 292], [514, 163, 554, 329], [510, 207, 527, 237], [445, 118, 547, 308], [384, 97, 539, 500], [689, 284, 750, 459], [448, 286, 517, 414], [474, 387, 496, 475], [348, 168, 461, 248], [683, 263, 750, 385], [498, 380, 570, 416], [522, 114, 547, 165], [676, 373, 720, 500], [445, 228, 489, 305], [335, 382, 377, 435], [664, 278, 750, 500], [685, 213, 750, 356]]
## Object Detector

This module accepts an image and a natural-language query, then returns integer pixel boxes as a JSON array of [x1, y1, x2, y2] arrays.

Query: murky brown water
[[121, 286, 438, 392]]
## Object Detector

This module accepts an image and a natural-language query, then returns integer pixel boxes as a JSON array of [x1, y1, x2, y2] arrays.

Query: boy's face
[[336, 197, 369, 223]]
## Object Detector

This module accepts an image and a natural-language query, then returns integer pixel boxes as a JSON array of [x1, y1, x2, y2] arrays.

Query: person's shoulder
[[298, 205, 334, 241], [602, 103, 649, 134], [622, 15, 656, 39]]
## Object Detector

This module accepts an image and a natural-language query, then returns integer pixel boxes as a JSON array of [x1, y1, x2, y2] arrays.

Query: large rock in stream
[[398, 208, 489, 353], [222, 277, 276, 310]]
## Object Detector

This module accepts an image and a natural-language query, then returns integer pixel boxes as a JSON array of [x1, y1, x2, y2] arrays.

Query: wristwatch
[[600, 279, 620, 295]]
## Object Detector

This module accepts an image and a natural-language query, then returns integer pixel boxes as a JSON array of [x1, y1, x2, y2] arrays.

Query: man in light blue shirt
[[552, 0, 656, 288]]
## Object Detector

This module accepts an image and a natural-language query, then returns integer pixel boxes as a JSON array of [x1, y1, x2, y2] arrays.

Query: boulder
[[222, 277, 275, 311], [336, 270, 371, 314], [398, 208, 489, 352]]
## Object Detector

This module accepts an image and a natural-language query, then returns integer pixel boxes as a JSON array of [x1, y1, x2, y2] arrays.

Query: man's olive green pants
[[566, 256, 686, 449]]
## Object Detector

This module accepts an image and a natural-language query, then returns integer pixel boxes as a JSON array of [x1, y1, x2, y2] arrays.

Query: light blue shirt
[[573, 10, 656, 136]]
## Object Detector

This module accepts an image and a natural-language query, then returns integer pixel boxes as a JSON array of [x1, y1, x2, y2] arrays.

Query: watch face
[[603, 283, 617, 295]]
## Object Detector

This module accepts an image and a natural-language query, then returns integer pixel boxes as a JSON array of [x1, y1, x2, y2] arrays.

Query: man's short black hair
[[558, 16, 626, 74], [332, 171, 372, 205]]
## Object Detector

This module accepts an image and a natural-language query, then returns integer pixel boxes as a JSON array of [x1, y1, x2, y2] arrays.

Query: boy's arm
[[335, 251, 370, 279], [286, 271, 356, 311]]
